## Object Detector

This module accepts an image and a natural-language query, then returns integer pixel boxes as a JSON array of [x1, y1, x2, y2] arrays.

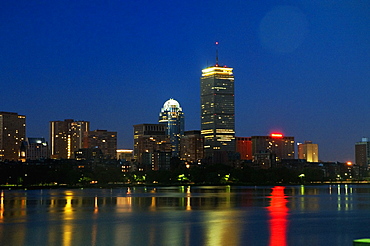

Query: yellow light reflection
[[186, 186, 191, 211], [150, 197, 156, 211], [62, 191, 75, 246], [204, 211, 241, 246], [116, 197, 132, 212], [91, 222, 98, 246], [94, 196, 98, 214], [62, 224, 73, 246]]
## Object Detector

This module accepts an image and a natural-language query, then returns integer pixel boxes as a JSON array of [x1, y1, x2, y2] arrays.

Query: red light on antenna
[[271, 133, 283, 138], [215, 41, 219, 45]]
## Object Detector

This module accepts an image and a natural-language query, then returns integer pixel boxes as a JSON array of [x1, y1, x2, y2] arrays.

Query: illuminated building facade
[[201, 64, 235, 163], [158, 98, 184, 157], [88, 129, 117, 159], [355, 138, 370, 169], [117, 149, 134, 172], [180, 130, 204, 163], [252, 134, 295, 167], [236, 137, 252, 160], [0, 112, 26, 161], [116, 149, 133, 161], [297, 141, 318, 162], [133, 124, 171, 170], [21, 137, 49, 160], [50, 119, 89, 159]]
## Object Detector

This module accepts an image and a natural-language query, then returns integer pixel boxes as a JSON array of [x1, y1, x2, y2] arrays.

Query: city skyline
[[1, 1, 369, 162]]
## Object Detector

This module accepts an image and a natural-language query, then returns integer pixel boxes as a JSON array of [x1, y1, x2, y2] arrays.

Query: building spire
[[215, 41, 219, 66]]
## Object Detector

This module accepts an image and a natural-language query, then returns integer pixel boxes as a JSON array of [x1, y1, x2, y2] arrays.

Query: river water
[[0, 185, 370, 246]]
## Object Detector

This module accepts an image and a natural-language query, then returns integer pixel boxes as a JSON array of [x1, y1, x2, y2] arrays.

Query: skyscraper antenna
[[215, 41, 219, 66]]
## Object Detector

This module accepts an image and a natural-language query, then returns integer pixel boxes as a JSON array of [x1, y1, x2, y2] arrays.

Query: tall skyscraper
[[298, 141, 319, 162], [158, 98, 184, 157], [0, 112, 26, 161], [50, 119, 89, 159], [200, 61, 235, 163], [355, 138, 370, 169]]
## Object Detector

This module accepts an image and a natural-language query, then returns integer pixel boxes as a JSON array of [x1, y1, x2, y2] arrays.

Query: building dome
[[161, 98, 182, 112]]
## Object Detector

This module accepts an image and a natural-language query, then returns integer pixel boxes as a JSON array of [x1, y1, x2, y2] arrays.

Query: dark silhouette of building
[[74, 148, 103, 161]]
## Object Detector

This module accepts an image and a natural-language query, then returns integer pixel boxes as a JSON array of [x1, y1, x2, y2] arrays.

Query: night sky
[[1, 1, 369, 162]]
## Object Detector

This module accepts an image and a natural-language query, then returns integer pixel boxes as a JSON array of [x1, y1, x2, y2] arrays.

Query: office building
[[117, 149, 134, 172], [0, 112, 26, 161], [158, 98, 184, 157], [133, 124, 171, 170], [298, 141, 319, 162], [21, 137, 49, 160], [180, 130, 204, 163], [355, 138, 370, 169], [201, 62, 235, 163], [50, 119, 89, 159], [88, 129, 117, 159], [116, 149, 133, 161], [236, 137, 252, 160], [252, 134, 295, 167]]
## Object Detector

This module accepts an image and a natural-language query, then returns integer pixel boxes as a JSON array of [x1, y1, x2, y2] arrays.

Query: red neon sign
[[271, 133, 283, 138]]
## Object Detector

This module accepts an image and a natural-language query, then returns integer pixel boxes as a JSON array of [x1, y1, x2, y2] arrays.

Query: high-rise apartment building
[[133, 124, 171, 170], [0, 112, 26, 161], [158, 98, 184, 157], [50, 119, 89, 159], [88, 129, 117, 159], [201, 63, 235, 163], [180, 130, 204, 163], [252, 134, 295, 166], [355, 138, 370, 169], [298, 141, 319, 162]]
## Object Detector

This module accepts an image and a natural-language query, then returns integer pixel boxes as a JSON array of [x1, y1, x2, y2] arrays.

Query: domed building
[[158, 98, 185, 157]]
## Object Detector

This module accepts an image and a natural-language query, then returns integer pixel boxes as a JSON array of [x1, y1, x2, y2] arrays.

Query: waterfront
[[0, 185, 370, 245]]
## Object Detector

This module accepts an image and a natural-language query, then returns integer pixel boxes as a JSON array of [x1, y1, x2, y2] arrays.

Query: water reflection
[[0, 191, 4, 222], [1, 185, 370, 245], [268, 186, 288, 246]]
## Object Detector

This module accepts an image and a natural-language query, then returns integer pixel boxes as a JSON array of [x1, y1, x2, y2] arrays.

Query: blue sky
[[1, 0, 369, 162]]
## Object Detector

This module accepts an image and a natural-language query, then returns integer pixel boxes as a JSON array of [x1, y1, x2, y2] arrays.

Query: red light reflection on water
[[268, 186, 289, 246]]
